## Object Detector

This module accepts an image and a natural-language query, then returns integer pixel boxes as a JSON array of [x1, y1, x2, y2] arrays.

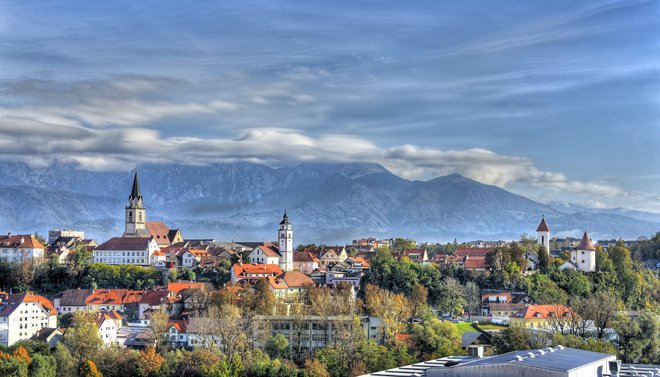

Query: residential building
[[48, 229, 85, 245], [266, 271, 315, 298], [93, 237, 161, 266], [31, 327, 63, 348], [167, 320, 188, 348], [249, 243, 282, 265], [510, 304, 574, 330], [400, 249, 429, 264], [181, 249, 209, 268], [0, 293, 58, 347], [97, 311, 121, 346], [231, 263, 283, 283], [292, 251, 320, 274], [480, 290, 534, 317], [0, 234, 46, 264]]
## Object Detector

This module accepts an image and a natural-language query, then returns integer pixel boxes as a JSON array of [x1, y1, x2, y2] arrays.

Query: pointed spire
[[577, 231, 596, 251], [280, 209, 289, 225], [536, 216, 550, 232], [130, 172, 142, 200]]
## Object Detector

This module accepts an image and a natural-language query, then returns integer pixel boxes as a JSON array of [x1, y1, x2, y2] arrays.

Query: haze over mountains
[[0, 161, 657, 244]]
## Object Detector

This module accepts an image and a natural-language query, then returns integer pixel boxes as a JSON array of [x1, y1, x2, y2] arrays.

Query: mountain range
[[0, 161, 657, 244]]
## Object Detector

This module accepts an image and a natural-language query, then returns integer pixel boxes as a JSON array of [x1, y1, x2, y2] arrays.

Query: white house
[[0, 234, 46, 264], [94, 237, 160, 266], [96, 311, 120, 346], [249, 244, 282, 265], [0, 293, 58, 347], [181, 249, 208, 268]]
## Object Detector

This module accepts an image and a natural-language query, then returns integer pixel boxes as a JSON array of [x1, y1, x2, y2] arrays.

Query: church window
[[139, 213, 142, 222], [129, 211, 133, 222]]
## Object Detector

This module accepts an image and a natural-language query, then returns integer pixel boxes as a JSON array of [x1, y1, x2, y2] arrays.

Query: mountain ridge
[[0, 161, 657, 243]]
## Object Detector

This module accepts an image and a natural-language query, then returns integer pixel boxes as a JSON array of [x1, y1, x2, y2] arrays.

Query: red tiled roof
[[167, 282, 204, 293], [0, 234, 45, 249], [139, 290, 171, 306], [86, 290, 122, 306], [256, 244, 281, 258], [267, 276, 288, 289], [348, 256, 370, 267], [280, 271, 314, 287], [146, 222, 171, 245], [536, 217, 550, 232], [577, 232, 596, 251], [455, 248, 494, 258], [169, 319, 187, 333], [464, 256, 487, 269], [293, 251, 320, 263]]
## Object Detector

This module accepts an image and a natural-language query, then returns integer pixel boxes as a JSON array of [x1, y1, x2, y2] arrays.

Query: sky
[[1, 0, 659, 211]]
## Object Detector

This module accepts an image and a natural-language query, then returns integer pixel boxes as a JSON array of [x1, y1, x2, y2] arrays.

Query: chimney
[[20, 237, 24, 244]]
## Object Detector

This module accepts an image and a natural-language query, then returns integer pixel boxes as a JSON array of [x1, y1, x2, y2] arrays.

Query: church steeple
[[278, 210, 293, 271], [124, 171, 147, 237], [130, 172, 142, 201]]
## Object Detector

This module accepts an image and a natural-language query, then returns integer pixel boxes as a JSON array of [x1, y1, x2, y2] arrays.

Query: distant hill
[[0, 161, 657, 243]]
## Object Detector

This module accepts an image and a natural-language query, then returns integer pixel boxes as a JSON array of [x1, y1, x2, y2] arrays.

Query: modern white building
[[0, 293, 58, 347], [0, 234, 46, 264]]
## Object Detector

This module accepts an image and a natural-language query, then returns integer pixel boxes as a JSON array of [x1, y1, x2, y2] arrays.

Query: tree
[[305, 359, 330, 377], [79, 360, 102, 377], [138, 347, 165, 376], [28, 354, 56, 377], [613, 313, 644, 363], [463, 282, 480, 321], [265, 334, 289, 360], [537, 245, 550, 272], [63, 312, 102, 371], [53, 343, 76, 377], [0, 352, 28, 377], [147, 310, 170, 354], [364, 284, 411, 344], [410, 318, 462, 360], [493, 326, 532, 353], [575, 290, 619, 339], [409, 284, 429, 323], [436, 277, 466, 318]]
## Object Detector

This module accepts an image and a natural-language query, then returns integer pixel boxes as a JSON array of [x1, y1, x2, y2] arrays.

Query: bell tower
[[124, 172, 147, 237], [536, 215, 550, 253], [278, 210, 294, 271]]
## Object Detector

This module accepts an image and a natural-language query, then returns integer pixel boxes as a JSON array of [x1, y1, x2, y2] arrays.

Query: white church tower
[[123, 172, 147, 237], [571, 231, 597, 272], [536, 216, 550, 253], [278, 210, 294, 272]]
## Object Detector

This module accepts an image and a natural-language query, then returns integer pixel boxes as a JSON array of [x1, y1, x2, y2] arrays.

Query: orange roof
[[350, 256, 370, 267], [256, 244, 281, 258], [293, 251, 320, 263], [536, 217, 550, 232], [23, 294, 57, 316], [513, 304, 573, 319], [267, 276, 288, 289], [86, 290, 122, 306], [96, 311, 121, 327], [152, 250, 165, 256], [280, 271, 314, 287], [186, 249, 208, 257], [577, 232, 596, 251], [166, 282, 204, 293], [169, 319, 187, 333], [0, 234, 45, 249], [106, 309, 123, 320], [232, 263, 283, 277]]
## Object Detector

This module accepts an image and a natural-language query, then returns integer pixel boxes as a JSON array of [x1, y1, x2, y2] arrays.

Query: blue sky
[[1, 0, 659, 211]]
